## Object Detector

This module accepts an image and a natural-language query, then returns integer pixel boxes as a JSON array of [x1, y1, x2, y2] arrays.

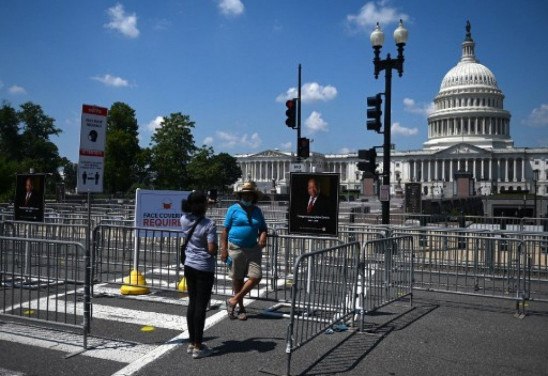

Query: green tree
[[0, 156, 18, 202], [212, 152, 242, 189], [187, 148, 241, 191], [17, 102, 64, 195], [0, 102, 21, 200], [104, 102, 141, 195], [149, 113, 196, 190], [186, 147, 217, 190], [0, 102, 21, 160], [61, 158, 78, 192], [130, 147, 153, 191]]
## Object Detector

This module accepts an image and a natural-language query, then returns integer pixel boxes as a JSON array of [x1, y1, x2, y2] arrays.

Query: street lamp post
[[533, 169, 539, 218], [370, 20, 408, 225]]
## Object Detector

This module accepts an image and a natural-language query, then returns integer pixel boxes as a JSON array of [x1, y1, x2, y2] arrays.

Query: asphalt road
[[2, 289, 548, 376]]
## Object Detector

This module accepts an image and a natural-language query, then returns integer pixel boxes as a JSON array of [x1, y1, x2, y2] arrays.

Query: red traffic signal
[[285, 99, 297, 128], [357, 148, 378, 175], [366, 94, 383, 133], [298, 137, 310, 159]]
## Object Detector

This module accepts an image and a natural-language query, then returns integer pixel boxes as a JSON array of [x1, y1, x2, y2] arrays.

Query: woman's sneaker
[[186, 344, 195, 354], [192, 344, 214, 359]]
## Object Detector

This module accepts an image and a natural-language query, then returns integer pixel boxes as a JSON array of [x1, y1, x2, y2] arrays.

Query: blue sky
[[1, 0, 547, 163]]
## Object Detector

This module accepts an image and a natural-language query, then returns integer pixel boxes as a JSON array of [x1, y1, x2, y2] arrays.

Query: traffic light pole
[[297, 64, 302, 162], [381, 67, 392, 225]]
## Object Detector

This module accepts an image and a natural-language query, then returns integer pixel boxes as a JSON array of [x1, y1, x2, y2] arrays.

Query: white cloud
[[216, 131, 261, 149], [305, 111, 329, 133], [105, 3, 140, 38], [203, 136, 214, 146], [8, 85, 26, 95], [339, 147, 352, 154], [280, 142, 292, 151], [218, 0, 244, 16], [524, 104, 548, 127], [92, 74, 130, 87], [403, 97, 435, 116], [346, 1, 409, 31], [276, 82, 338, 103], [147, 116, 164, 131], [391, 122, 418, 136]]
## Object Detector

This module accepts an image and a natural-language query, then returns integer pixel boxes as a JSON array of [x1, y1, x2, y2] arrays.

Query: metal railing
[[358, 235, 414, 330], [0, 236, 91, 348], [284, 241, 361, 376]]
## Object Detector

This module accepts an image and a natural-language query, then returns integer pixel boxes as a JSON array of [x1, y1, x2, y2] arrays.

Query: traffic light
[[285, 98, 297, 128], [298, 137, 310, 159], [357, 148, 378, 176], [366, 94, 383, 133]]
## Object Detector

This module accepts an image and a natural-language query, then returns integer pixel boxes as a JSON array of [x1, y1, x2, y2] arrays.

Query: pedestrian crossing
[[0, 278, 266, 375], [0, 282, 229, 365]]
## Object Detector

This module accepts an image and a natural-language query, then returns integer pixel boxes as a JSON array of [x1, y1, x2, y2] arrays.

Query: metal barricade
[[265, 231, 344, 305], [358, 236, 414, 330], [392, 228, 530, 307], [0, 236, 91, 348], [284, 241, 360, 376], [92, 224, 185, 291], [1, 220, 89, 243]]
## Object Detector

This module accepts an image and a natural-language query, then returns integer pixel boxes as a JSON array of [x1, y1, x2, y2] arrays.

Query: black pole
[[534, 179, 537, 218], [382, 58, 392, 225], [297, 64, 302, 162]]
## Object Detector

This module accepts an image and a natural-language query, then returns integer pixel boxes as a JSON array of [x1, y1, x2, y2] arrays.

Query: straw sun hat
[[236, 181, 261, 200]]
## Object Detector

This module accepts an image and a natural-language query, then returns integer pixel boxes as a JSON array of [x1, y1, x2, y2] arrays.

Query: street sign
[[77, 104, 107, 193], [290, 163, 306, 172]]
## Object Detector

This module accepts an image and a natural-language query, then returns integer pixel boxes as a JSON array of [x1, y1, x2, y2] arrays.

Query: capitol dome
[[440, 62, 498, 92], [424, 21, 513, 151]]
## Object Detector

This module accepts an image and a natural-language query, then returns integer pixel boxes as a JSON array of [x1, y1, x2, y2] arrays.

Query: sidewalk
[[133, 291, 548, 376]]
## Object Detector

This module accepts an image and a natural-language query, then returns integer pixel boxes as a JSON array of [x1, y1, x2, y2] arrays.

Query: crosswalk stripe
[[0, 321, 156, 363], [16, 296, 186, 331]]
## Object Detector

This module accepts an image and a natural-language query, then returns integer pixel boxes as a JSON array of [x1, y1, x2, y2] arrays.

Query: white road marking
[[0, 321, 156, 363]]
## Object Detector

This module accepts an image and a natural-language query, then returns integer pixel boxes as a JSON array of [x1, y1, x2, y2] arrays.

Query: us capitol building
[[233, 23, 547, 206]]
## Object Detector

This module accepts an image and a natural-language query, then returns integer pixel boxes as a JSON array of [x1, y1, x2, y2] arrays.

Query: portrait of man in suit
[[289, 172, 339, 236], [305, 177, 330, 217], [21, 177, 40, 208], [14, 174, 45, 222]]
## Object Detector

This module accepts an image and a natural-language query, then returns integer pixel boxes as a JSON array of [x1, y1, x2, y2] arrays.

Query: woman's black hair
[[182, 191, 207, 216]]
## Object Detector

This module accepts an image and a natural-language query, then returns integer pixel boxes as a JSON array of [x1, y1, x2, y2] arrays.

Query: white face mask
[[240, 199, 252, 207]]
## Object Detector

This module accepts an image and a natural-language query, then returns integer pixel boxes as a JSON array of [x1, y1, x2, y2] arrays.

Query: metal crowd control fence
[[391, 228, 531, 310], [0, 220, 89, 243], [92, 225, 185, 291], [358, 236, 414, 331], [284, 241, 361, 376], [0, 236, 91, 348], [264, 231, 344, 306]]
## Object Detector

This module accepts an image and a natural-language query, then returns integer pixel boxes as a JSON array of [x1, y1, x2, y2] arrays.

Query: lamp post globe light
[[369, 19, 408, 225]]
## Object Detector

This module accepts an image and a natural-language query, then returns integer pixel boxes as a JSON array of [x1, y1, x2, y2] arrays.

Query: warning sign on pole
[[77, 104, 107, 193], [380, 185, 390, 202]]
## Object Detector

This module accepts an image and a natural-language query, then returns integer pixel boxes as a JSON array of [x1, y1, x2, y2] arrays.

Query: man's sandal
[[226, 299, 237, 319], [237, 308, 247, 321]]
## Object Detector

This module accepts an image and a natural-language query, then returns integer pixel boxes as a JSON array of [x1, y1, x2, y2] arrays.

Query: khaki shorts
[[227, 242, 263, 280]]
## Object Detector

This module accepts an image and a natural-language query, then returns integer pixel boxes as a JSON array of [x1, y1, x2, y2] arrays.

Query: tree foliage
[[0, 99, 243, 201], [186, 147, 241, 191], [0, 101, 63, 200], [104, 102, 141, 194], [149, 113, 196, 190]]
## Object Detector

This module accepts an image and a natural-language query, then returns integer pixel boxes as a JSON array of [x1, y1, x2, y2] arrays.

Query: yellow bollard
[[177, 276, 187, 292], [120, 269, 150, 295]]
